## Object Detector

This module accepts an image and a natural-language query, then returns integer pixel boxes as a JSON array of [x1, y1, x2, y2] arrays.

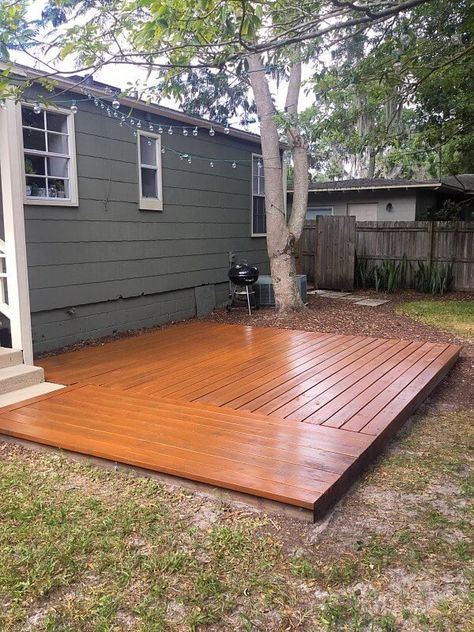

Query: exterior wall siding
[[8, 87, 269, 352], [306, 190, 417, 220]]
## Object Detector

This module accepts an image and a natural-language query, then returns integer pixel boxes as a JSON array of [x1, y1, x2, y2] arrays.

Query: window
[[252, 153, 266, 236], [306, 206, 333, 220], [138, 131, 163, 210], [21, 104, 78, 205]]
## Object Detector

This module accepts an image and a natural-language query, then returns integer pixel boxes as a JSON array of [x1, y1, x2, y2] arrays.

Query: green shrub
[[413, 261, 454, 295], [355, 255, 407, 293]]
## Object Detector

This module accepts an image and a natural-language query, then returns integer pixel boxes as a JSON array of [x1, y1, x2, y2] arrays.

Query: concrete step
[[0, 364, 44, 395], [0, 347, 23, 369], [0, 382, 64, 408]]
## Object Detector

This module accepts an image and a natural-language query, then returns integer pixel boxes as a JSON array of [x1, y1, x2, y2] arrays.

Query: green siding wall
[[17, 90, 268, 352]]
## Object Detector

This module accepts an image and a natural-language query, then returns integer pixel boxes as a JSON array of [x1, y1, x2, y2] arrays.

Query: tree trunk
[[247, 53, 308, 312]]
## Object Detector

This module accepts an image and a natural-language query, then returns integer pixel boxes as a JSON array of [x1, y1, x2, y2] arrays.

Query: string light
[[19, 94, 254, 169]]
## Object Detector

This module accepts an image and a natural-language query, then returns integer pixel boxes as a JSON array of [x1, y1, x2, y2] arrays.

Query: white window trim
[[306, 206, 334, 216], [137, 130, 163, 211], [20, 102, 79, 207], [251, 152, 266, 237]]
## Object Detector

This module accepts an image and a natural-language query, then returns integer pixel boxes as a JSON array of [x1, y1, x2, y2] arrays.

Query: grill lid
[[228, 263, 259, 286]]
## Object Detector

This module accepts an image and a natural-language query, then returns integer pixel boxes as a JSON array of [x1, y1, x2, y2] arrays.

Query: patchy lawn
[[0, 408, 472, 631], [396, 300, 473, 339]]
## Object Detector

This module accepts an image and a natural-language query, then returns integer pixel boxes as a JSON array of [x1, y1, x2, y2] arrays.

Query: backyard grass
[[0, 408, 472, 631], [396, 299, 474, 338]]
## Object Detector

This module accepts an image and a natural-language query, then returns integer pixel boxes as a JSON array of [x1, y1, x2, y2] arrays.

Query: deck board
[[0, 322, 460, 519]]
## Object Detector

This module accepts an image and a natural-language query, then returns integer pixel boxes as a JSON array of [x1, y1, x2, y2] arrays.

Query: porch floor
[[0, 322, 460, 519]]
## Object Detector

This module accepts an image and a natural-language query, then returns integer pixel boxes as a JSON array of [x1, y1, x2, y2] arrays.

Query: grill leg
[[246, 285, 252, 315]]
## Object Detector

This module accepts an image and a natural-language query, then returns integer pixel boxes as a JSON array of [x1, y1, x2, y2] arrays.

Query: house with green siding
[[0, 62, 270, 361]]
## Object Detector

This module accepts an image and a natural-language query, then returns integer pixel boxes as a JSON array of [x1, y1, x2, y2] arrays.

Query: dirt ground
[[1, 290, 472, 631]]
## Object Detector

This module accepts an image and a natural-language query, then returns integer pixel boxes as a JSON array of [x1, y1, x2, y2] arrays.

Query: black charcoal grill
[[227, 262, 259, 314]]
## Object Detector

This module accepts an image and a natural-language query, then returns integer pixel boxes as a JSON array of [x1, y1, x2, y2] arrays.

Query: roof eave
[[0, 60, 263, 146]]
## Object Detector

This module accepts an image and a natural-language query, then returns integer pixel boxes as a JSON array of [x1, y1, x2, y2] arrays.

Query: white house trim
[[0, 100, 34, 363]]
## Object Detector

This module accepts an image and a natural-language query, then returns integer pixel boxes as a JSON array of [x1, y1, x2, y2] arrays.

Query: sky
[[11, 1, 314, 132]]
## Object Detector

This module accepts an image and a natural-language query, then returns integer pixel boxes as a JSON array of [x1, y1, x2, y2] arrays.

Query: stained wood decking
[[0, 322, 460, 519]]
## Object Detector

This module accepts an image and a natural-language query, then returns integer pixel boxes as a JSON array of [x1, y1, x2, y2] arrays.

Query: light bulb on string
[[136, 120, 142, 129], [33, 102, 42, 114], [147, 139, 152, 146], [158, 126, 163, 134], [187, 156, 192, 164], [192, 127, 198, 136], [132, 130, 137, 137], [70, 101, 78, 114], [168, 126, 173, 135], [231, 161, 237, 169], [209, 161, 214, 168], [148, 123, 154, 132], [130, 118, 135, 126], [87, 93, 93, 100], [209, 127, 215, 136], [112, 98, 120, 110], [183, 128, 188, 136], [93, 98, 99, 107], [113, 111, 118, 118], [106, 108, 112, 117], [161, 146, 165, 154], [100, 102, 105, 109]]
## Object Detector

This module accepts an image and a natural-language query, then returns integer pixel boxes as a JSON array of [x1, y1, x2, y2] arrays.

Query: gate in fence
[[297, 216, 356, 290]]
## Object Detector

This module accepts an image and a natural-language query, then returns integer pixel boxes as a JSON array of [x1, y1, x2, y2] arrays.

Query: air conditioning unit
[[254, 274, 307, 306]]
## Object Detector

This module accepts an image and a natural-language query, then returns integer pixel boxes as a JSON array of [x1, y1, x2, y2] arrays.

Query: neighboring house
[[289, 177, 474, 222], [0, 63, 269, 359]]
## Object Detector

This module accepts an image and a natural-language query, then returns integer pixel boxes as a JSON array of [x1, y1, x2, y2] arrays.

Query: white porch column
[[0, 100, 33, 364]]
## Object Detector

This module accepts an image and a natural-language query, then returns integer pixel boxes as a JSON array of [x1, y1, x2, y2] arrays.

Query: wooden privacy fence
[[297, 219, 474, 291]]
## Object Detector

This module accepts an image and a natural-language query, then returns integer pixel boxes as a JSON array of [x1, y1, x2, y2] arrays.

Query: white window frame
[[306, 206, 334, 219], [20, 102, 78, 207], [251, 152, 266, 237], [137, 130, 163, 211]]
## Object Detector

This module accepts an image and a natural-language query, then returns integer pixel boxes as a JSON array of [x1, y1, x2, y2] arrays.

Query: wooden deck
[[0, 322, 460, 519]]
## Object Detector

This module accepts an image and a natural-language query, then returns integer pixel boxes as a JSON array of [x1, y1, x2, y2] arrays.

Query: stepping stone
[[338, 295, 369, 301], [355, 298, 389, 307]]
